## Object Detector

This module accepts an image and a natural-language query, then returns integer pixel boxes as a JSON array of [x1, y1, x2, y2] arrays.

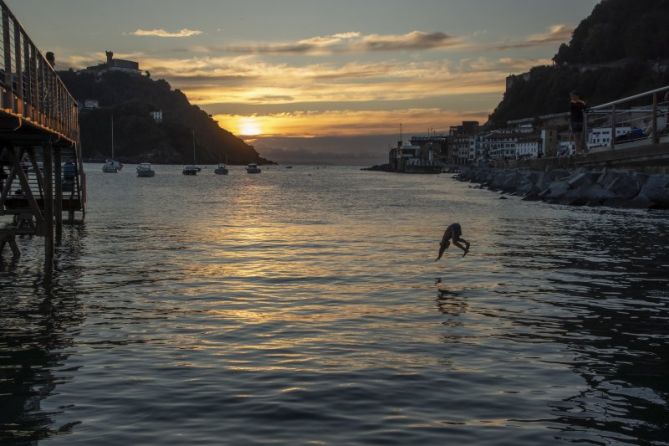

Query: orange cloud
[[215, 109, 489, 138], [134, 56, 536, 106], [490, 24, 574, 51]]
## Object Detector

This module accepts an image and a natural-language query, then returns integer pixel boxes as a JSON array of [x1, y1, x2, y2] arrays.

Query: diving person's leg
[[436, 240, 449, 261], [453, 238, 470, 256]]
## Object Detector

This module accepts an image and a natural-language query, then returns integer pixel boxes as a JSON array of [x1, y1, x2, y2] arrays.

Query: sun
[[239, 117, 261, 136]]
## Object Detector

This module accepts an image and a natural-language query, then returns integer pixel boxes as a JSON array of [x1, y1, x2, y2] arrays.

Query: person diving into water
[[435, 223, 470, 261]]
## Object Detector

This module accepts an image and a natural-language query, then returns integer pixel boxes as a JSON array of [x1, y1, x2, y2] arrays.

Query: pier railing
[[0, 0, 79, 143], [584, 85, 669, 152], [0, 1, 85, 277], [506, 85, 669, 154]]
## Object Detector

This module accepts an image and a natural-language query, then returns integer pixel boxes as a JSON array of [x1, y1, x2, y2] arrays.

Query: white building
[[588, 126, 632, 151], [479, 131, 520, 161], [150, 110, 164, 123], [516, 137, 542, 159], [83, 99, 99, 110]]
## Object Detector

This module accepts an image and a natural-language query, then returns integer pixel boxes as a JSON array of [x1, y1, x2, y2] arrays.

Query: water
[[1, 165, 668, 445]]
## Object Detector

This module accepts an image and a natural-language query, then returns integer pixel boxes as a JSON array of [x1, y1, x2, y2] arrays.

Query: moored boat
[[214, 163, 229, 175], [246, 163, 261, 174], [183, 130, 201, 175], [103, 114, 122, 173], [182, 165, 200, 175], [137, 163, 156, 177], [102, 159, 122, 173]]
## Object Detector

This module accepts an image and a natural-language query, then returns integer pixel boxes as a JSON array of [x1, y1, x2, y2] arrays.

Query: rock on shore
[[457, 167, 669, 209]]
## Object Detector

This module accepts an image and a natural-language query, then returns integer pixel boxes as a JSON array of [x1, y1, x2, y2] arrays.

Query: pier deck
[[0, 0, 85, 275]]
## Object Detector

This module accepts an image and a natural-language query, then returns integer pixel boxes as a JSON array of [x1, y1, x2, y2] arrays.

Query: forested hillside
[[489, 0, 669, 127], [59, 70, 271, 165]]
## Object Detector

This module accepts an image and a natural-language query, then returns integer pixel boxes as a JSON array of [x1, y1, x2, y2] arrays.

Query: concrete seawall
[[457, 166, 669, 209]]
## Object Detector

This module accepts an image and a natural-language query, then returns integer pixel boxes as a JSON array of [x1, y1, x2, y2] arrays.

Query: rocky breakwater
[[458, 167, 669, 209]]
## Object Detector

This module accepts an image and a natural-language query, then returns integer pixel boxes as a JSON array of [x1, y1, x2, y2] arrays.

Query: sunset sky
[[7, 0, 600, 163]]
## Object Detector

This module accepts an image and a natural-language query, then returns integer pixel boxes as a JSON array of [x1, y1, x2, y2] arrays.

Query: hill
[[489, 0, 669, 127], [58, 70, 271, 165]]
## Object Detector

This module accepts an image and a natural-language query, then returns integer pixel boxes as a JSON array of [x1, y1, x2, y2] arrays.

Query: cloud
[[359, 31, 455, 51], [459, 57, 553, 73], [492, 24, 574, 51], [215, 108, 489, 138], [130, 28, 203, 38], [223, 30, 461, 55], [122, 54, 535, 108]]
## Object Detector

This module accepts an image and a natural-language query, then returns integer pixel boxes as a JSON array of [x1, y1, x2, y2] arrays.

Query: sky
[[6, 0, 600, 163]]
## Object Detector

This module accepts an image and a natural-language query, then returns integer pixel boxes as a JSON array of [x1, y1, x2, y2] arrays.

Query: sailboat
[[102, 114, 123, 173], [183, 130, 202, 175]]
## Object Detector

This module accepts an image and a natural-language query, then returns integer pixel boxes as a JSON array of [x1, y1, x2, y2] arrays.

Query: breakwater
[[457, 166, 669, 209]]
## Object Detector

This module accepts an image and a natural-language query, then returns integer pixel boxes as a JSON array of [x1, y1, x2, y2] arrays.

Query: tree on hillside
[[554, 0, 669, 65], [59, 70, 271, 164]]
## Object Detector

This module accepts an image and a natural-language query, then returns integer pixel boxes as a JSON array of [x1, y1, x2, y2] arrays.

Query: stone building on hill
[[86, 51, 142, 76]]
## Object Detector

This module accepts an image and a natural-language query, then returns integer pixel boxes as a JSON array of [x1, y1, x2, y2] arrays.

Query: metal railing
[[584, 85, 669, 152], [0, 0, 79, 143]]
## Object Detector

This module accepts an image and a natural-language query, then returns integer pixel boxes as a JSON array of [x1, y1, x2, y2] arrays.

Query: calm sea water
[[1, 165, 668, 445]]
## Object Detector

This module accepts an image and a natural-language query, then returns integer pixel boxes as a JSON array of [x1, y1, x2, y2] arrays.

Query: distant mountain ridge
[[58, 70, 271, 165], [489, 0, 669, 127]]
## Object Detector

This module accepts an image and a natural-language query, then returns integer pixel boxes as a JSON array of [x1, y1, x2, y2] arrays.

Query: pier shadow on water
[[0, 228, 87, 445]]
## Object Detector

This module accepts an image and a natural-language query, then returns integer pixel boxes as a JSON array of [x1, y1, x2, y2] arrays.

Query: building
[[516, 136, 543, 159], [86, 51, 142, 76], [83, 99, 99, 110], [505, 72, 531, 91], [449, 121, 479, 165], [410, 135, 448, 163], [481, 130, 520, 161], [587, 126, 633, 152], [150, 110, 164, 123], [541, 129, 559, 158]]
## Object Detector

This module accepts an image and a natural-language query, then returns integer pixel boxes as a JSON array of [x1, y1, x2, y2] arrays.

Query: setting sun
[[239, 117, 262, 136]]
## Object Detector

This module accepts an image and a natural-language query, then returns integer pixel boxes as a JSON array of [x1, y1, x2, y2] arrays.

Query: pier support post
[[54, 146, 63, 245], [610, 105, 616, 150], [652, 93, 660, 145], [43, 143, 54, 276]]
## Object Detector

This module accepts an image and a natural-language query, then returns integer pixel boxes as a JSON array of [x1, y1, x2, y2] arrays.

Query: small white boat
[[182, 165, 201, 176], [246, 163, 261, 174], [103, 115, 123, 173], [102, 159, 122, 173], [137, 163, 155, 177], [214, 163, 229, 175], [183, 130, 202, 175]]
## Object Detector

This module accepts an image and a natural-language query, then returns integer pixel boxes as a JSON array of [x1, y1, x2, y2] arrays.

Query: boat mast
[[192, 129, 196, 165], [111, 113, 115, 160]]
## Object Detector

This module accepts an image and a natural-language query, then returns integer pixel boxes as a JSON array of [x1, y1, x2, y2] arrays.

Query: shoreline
[[456, 166, 669, 210]]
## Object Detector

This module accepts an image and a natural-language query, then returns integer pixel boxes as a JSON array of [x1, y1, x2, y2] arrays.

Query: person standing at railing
[[569, 91, 587, 155]]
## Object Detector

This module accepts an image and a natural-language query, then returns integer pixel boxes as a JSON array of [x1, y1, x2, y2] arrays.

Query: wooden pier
[[0, 0, 85, 275]]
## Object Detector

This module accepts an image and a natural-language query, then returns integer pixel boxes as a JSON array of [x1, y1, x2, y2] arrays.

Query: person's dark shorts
[[570, 121, 583, 133], [449, 223, 462, 240]]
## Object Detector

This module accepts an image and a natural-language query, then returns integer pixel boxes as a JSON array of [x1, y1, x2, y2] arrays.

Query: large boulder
[[579, 183, 618, 206], [539, 180, 570, 201], [600, 171, 648, 199], [603, 196, 652, 209], [565, 170, 597, 189], [639, 174, 669, 208]]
